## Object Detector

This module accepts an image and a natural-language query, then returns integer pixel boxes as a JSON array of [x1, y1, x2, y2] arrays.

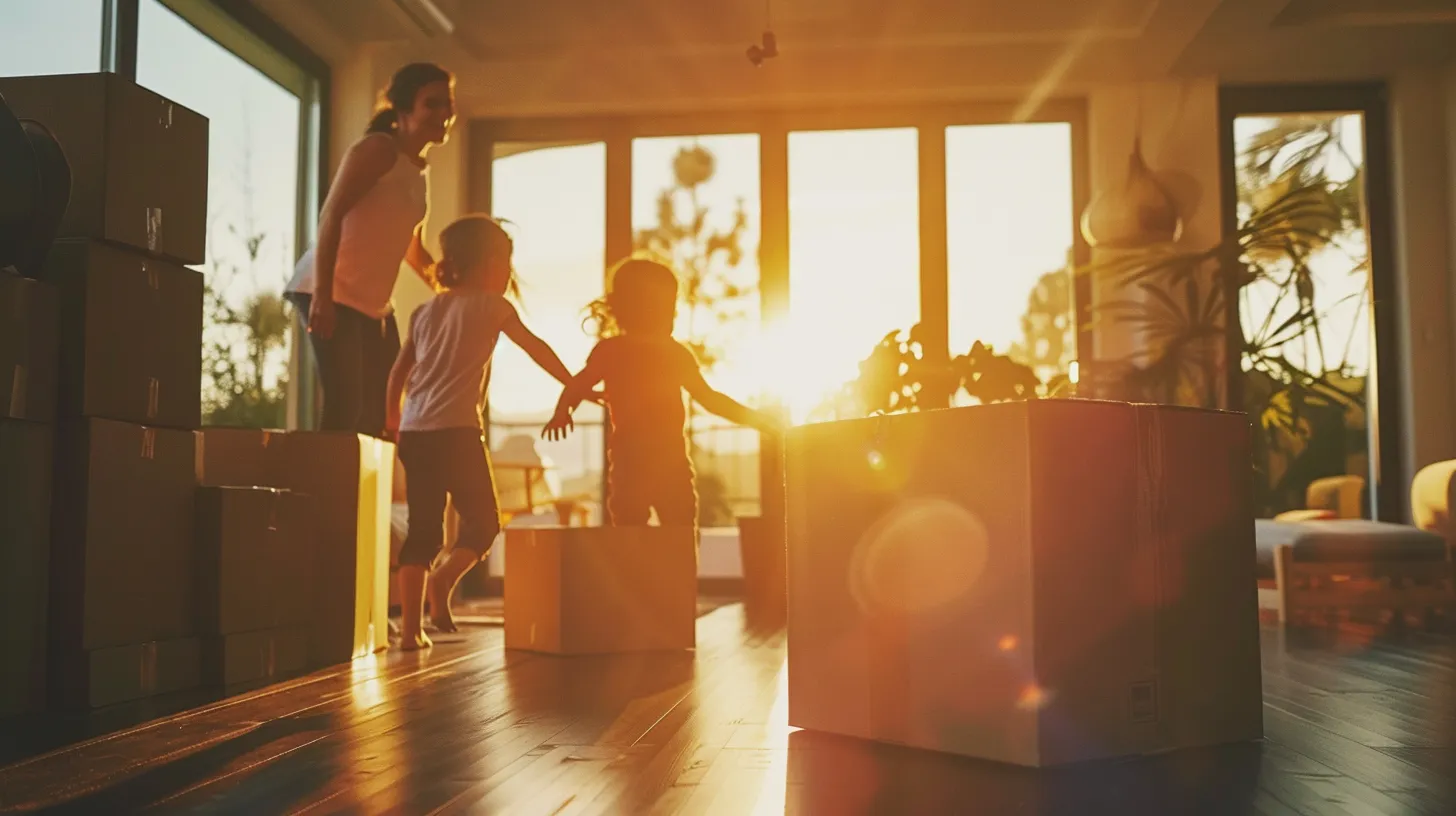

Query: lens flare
[[848, 497, 990, 617]]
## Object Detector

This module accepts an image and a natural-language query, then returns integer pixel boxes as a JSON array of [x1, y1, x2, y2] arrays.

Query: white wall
[[1389, 69, 1456, 495], [1086, 79, 1225, 390]]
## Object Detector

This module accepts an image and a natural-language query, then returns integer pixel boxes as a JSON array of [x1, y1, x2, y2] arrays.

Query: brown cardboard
[[49, 418, 197, 654], [1131, 403, 1263, 754], [202, 627, 309, 688], [196, 487, 288, 635], [784, 400, 1262, 767], [504, 526, 697, 655], [195, 427, 286, 488], [0, 271, 58, 422], [46, 240, 202, 430], [0, 73, 208, 265], [272, 489, 318, 630], [0, 420, 53, 716], [269, 433, 392, 667], [738, 515, 787, 623], [51, 638, 202, 710]]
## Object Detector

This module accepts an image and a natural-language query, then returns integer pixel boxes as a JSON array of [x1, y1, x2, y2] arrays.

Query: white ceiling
[[254, 0, 1456, 116]]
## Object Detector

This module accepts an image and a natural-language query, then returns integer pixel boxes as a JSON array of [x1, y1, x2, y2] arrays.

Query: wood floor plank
[[2, 605, 1453, 815]]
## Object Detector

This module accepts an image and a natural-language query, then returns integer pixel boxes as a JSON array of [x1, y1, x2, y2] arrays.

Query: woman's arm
[[385, 332, 417, 438], [309, 135, 398, 338], [404, 224, 435, 288]]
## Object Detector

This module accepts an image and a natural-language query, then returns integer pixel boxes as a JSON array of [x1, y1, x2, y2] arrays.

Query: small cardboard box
[[47, 240, 202, 430], [202, 627, 309, 688], [196, 486, 293, 635], [51, 638, 202, 710], [0, 271, 59, 422], [738, 515, 787, 622], [195, 427, 287, 488], [785, 400, 1262, 767], [0, 420, 54, 716], [269, 432, 392, 667], [0, 73, 208, 265], [49, 418, 197, 653], [505, 526, 697, 655]]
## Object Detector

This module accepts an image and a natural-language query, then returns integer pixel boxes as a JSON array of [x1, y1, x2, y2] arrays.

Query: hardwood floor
[[0, 604, 1452, 815]]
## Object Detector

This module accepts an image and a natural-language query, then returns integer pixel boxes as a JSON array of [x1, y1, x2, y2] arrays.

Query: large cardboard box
[[49, 419, 197, 654], [51, 638, 201, 710], [202, 627, 308, 688], [0, 420, 53, 716], [196, 427, 286, 488], [270, 433, 392, 666], [47, 240, 202, 430], [504, 526, 697, 655], [785, 400, 1262, 767], [0, 73, 208, 265], [0, 271, 58, 422], [196, 486, 294, 635]]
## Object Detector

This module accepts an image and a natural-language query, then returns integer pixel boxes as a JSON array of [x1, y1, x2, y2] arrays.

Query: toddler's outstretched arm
[[384, 333, 416, 438], [503, 311, 573, 386], [682, 368, 780, 433]]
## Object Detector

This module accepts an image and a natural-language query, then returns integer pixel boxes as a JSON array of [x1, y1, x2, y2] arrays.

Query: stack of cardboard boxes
[[1, 72, 210, 709], [0, 71, 396, 710], [0, 270, 59, 716], [196, 428, 392, 670]]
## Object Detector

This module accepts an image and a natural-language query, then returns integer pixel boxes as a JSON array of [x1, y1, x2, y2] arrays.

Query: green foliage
[[632, 143, 755, 371], [201, 218, 291, 428], [1085, 113, 1370, 515], [811, 327, 1047, 422]]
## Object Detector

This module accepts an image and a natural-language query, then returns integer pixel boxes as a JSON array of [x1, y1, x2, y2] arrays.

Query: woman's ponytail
[[365, 107, 398, 135]]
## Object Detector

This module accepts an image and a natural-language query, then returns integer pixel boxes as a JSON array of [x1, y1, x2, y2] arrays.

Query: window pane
[[946, 123, 1075, 391], [0, 0, 103, 76], [632, 134, 762, 523], [787, 128, 920, 421], [1234, 113, 1373, 519], [137, 0, 302, 428], [490, 141, 606, 521]]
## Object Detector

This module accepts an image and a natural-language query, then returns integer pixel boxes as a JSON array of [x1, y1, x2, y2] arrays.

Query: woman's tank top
[[288, 133, 428, 319]]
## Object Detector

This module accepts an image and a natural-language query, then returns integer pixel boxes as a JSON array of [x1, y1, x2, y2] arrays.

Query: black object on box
[[49, 418, 197, 657], [0, 73, 208, 265], [0, 420, 53, 717], [0, 269, 58, 422], [51, 637, 201, 710], [202, 627, 308, 688], [48, 239, 202, 430]]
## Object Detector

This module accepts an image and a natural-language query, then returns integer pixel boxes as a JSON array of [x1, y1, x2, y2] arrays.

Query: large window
[[489, 141, 607, 522], [787, 128, 921, 421], [1232, 112, 1378, 519], [946, 124, 1075, 387], [632, 134, 763, 523], [138, 0, 306, 428], [0, 1, 104, 77]]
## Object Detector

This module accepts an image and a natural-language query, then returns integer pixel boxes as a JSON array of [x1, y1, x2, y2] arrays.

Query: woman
[[286, 62, 455, 436]]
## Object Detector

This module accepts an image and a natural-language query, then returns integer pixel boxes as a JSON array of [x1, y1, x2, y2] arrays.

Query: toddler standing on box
[[544, 258, 779, 531], [386, 214, 580, 650]]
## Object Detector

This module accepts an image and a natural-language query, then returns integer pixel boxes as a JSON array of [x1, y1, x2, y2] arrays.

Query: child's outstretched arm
[[502, 311, 574, 387], [543, 350, 607, 442], [384, 333, 417, 438], [681, 366, 780, 433]]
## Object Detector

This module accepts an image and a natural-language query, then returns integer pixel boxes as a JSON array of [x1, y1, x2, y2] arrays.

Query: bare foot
[[399, 629, 433, 651], [427, 575, 458, 634]]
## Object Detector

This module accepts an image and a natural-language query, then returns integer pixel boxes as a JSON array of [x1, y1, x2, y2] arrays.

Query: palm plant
[[1084, 114, 1369, 514]]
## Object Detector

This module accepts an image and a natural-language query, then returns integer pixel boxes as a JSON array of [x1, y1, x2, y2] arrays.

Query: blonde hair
[[587, 257, 679, 337], [432, 215, 512, 290]]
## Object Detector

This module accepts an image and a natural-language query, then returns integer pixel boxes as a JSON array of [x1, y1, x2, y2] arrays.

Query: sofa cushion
[[1254, 519, 1449, 581]]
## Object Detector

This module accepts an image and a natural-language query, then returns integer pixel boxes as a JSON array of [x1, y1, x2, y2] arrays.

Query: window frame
[[104, 0, 330, 429], [469, 101, 1091, 510]]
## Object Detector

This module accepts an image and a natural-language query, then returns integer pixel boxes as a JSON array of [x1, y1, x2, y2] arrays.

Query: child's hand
[[753, 409, 786, 435], [584, 389, 608, 405], [542, 409, 574, 442]]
